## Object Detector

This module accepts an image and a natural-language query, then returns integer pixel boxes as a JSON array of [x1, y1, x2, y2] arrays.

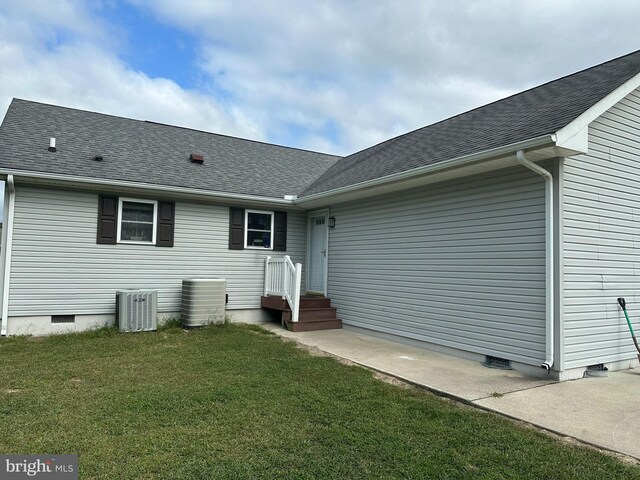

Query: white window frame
[[117, 197, 158, 245], [245, 209, 274, 250]]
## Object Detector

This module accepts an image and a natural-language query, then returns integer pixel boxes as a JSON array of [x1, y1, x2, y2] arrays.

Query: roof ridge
[[143, 119, 341, 158], [9, 98, 341, 159]]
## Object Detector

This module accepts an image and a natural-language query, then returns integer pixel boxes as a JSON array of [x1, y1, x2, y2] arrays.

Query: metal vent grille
[[116, 289, 158, 332], [483, 355, 512, 370], [585, 363, 609, 377], [51, 315, 75, 324]]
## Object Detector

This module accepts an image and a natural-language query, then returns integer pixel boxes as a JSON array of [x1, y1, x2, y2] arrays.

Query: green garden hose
[[617, 298, 640, 363]]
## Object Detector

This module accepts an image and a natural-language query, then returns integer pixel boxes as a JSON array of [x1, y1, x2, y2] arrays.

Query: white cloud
[[130, 0, 640, 154], [1, 0, 640, 157], [0, 1, 263, 145]]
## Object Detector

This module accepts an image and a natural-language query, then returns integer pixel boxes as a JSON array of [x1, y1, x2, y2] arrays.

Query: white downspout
[[1, 175, 15, 335], [516, 151, 554, 372]]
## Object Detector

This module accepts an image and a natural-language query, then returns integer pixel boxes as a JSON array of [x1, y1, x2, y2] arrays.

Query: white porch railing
[[264, 255, 302, 323]]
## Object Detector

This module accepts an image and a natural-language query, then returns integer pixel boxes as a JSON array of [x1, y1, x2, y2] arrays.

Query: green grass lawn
[[0, 323, 638, 479]]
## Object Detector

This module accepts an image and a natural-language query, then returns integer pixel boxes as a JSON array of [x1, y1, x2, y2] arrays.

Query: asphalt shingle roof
[[2, 50, 640, 200], [0, 99, 340, 199], [302, 49, 640, 196]]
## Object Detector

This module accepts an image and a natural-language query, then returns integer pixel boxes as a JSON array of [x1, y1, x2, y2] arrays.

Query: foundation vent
[[51, 315, 75, 324], [483, 355, 512, 370], [585, 363, 609, 378]]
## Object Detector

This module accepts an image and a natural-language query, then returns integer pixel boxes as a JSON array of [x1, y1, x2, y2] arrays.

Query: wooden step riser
[[261, 296, 288, 310], [282, 308, 337, 321], [299, 299, 332, 308], [261, 296, 331, 310]]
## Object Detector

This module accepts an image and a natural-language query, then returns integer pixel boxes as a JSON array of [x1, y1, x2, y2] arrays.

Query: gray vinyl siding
[[562, 86, 640, 369], [327, 167, 547, 366], [8, 186, 306, 316]]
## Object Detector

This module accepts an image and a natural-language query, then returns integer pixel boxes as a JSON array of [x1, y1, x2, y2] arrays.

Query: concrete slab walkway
[[264, 324, 640, 460]]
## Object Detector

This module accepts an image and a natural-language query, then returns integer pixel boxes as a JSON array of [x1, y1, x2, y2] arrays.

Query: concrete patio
[[264, 324, 640, 461]]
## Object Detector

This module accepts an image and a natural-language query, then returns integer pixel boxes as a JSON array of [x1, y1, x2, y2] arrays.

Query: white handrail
[[264, 256, 271, 296], [264, 255, 302, 322]]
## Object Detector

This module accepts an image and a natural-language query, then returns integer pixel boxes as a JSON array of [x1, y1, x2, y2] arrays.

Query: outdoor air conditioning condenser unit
[[181, 278, 227, 327], [116, 289, 158, 332]]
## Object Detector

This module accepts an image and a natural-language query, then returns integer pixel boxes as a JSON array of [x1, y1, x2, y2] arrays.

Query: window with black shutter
[[228, 208, 287, 251], [97, 195, 175, 247]]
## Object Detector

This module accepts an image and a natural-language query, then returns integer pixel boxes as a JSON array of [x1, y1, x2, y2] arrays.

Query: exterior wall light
[[328, 216, 336, 228]]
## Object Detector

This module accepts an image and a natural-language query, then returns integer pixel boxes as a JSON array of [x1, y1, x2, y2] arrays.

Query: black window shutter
[[229, 207, 245, 250], [273, 211, 287, 251], [97, 196, 118, 244], [156, 201, 175, 247]]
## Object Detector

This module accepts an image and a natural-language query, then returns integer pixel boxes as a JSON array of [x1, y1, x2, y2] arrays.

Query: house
[[1, 49, 640, 381]]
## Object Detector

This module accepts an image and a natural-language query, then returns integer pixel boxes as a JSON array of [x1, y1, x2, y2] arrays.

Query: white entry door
[[307, 213, 328, 294]]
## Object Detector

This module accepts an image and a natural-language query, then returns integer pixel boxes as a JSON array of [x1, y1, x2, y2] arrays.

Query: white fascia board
[[555, 71, 640, 149], [297, 134, 556, 206], [551, 127, 588, 156], [0, 169, 299, 209]]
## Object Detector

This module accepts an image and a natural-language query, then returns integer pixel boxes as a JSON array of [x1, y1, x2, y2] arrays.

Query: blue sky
[[99, 2, 201, 91]]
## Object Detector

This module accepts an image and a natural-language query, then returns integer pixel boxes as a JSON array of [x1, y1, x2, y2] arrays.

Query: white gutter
[[1, 174, 16, 335], [516, 150, 554, 372], [298, 134, 556, 204], [0, 170, 296, 206], [0, 134, 561, 211]]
